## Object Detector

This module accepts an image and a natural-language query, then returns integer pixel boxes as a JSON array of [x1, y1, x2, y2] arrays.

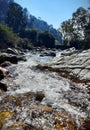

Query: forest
[[0, 0, 90, 50]]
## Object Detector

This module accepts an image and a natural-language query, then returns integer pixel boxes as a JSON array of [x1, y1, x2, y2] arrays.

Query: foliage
[[60, 19, 74, 46], [19, 28, 39, 46], [0, 23, 19, 48], [20, 29, 55, 48], [0, 23, 32, 49], [0, 0, 59, 49], [17, 38, 32, 49], [72, 7, 89, 40], [84, 24, 90, 49], [38, 31, 55, 48], [59, 7, 90, 49], [6, 2, 27, 33]]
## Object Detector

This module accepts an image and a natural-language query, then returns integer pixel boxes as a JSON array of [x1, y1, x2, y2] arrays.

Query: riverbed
[[0, 51, 90, 130]]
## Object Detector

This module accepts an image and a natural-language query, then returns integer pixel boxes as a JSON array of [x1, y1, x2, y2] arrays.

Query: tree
[[0, 23, 19, 48], [60, 19, 74, 45], [59, 7, 90, 49], [38, 31, 55, 48], [72, 7, 90, 40], [20, 28, 38, 46], [84, 8, 90, 49], [6, 2, 27, 33]]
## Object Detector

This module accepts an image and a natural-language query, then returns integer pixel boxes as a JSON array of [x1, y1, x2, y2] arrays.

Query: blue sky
[[15, 0, 89, 29]]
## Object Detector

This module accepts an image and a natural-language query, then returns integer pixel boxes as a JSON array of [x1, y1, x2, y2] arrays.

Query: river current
[[7, 51, 89, 119]]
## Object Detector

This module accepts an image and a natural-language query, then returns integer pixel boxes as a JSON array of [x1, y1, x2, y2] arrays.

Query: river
[[1, 51, 89, 130]]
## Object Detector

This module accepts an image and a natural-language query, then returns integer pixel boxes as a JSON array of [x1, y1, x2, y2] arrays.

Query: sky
[[15, 0, 89, 29]]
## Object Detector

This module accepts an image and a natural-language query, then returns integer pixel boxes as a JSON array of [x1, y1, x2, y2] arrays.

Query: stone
[[0, 53, 26, 64], [38, 49, 90, 82], [6, 48, 18, 55], [0, 61, 12, 67], [0, 67, 9, 80], [0, 82, 7, 91]]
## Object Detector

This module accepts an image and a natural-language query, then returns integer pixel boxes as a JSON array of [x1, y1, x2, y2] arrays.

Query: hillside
[[27, 15, 62, 43]]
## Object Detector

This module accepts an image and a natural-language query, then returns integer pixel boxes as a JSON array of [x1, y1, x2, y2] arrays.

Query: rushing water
[[6, 51, 89, 120]]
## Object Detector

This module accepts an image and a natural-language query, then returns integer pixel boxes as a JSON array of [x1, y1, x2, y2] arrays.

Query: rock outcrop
[[0, 67, 9, 80], [37, 48, 90, 83], [0, 67, 9, 91], [28, 15, 62, 43], [0, 49, 26, 65]]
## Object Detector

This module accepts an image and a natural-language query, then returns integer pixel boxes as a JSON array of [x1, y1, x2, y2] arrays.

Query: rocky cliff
[[27, 15, 62, 43]]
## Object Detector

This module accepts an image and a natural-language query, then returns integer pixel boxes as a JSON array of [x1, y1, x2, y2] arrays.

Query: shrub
[[0, 24, 19, 48]]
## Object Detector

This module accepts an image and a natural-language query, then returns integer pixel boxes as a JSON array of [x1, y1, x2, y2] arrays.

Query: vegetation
[[59, 7, 90, 49], [0, 0, 56, 49], [20, 29, 55, 48], [38, 31, 55, 48], [6, 2, 27, 33], [0, 0, 89, 50], [0, 23, 19, 48], [19, 28, 38, 46], [0, 23, 32, 49]]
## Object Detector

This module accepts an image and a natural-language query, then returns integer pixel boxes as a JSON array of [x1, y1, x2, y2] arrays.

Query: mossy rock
[[0, 111, 13, 128]]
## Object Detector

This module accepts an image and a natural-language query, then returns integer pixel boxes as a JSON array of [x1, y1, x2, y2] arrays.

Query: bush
[[0, 24, 19, 48], [38, 31, 55, 48]]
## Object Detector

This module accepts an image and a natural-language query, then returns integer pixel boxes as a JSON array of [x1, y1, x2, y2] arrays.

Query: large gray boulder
[[38, 48, 90, 81]]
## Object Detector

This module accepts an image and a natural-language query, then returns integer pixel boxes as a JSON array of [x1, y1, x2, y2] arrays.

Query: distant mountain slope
[[0, 0, 62, 43], [27, 15, 62, 43]]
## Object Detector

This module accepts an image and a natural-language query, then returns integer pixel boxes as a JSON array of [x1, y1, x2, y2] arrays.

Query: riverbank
[[37, 48, 90, 85]]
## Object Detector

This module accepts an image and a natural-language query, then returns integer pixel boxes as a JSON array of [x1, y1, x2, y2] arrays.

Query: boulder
[[61, 47, 77, 56], [48, 51, 56, 57], [79, 120, 90, 130], [0, 82, 7, 91], [0, 53, 26, 64], [38, 49, 90, 82], [40, 51, 56, 57], [6, 48, 18, 55], [0, 67, 9, 80], [0, 53, 18, 64], [0, 61, 12, 67]]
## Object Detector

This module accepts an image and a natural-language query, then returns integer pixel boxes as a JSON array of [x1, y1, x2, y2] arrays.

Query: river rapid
[[0, 50, 90, 130]]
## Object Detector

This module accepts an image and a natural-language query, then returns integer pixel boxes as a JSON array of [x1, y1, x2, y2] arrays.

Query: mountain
[[0, 0, 13, 23], [0, 0, 62, 43], [27, 15, 62, 43]]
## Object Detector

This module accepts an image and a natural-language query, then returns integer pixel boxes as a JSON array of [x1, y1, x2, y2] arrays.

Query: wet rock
[[6, 48, 18, 55], [17, 55, 27, 62], [0, 53, 26, 64], [24, 123, 43, 130], [79, 120, 90, 130], [61, 47, 77, 56], [0, 111, 13, 129], [0, 61, 12, 67], [35, 91, 45, 102], [40, 51, 56, 57], [0, 67, 9, 80], [0, 53, 18, 64], [0, 82, 7, 91], [47, 51, 56, 57], [38, 49, 90, 82]]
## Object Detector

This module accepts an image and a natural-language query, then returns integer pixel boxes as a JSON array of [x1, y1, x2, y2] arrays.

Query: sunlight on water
[[11, 53, 87, 118]]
